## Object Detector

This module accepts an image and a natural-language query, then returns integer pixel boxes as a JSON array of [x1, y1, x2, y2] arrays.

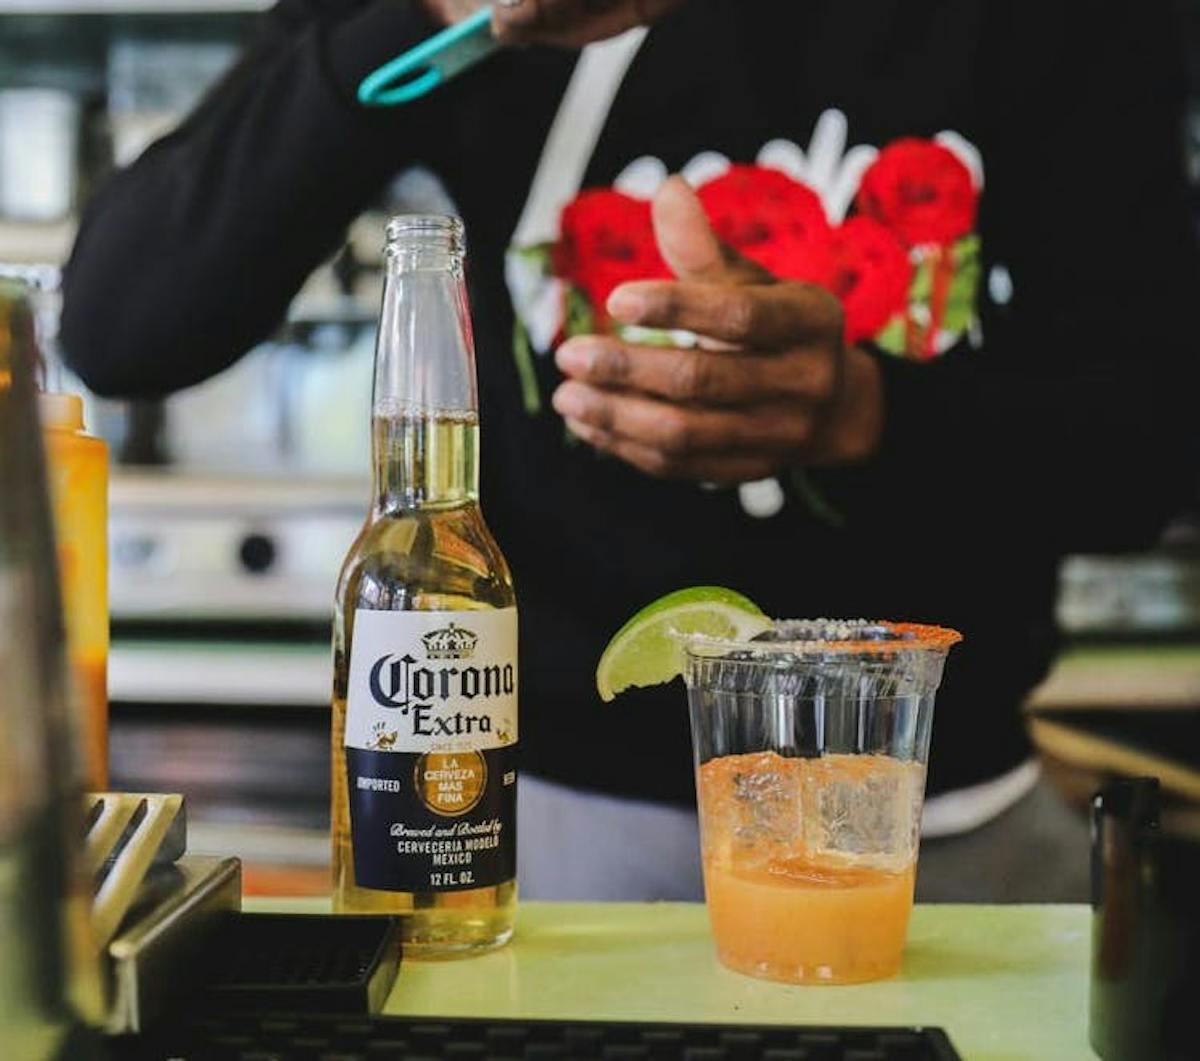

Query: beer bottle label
[[344, 607, 518, 893]]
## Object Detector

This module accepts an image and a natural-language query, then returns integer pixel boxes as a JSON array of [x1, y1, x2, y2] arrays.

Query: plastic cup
[[683, 619, 961, 984]]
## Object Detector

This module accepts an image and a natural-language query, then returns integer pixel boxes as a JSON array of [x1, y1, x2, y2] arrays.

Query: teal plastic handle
[[358, 8, 498, 107]]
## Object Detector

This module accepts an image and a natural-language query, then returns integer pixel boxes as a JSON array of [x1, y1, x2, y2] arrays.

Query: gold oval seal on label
[[413, 750, 487, 816]]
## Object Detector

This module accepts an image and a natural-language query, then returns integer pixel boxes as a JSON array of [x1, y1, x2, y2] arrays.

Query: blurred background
[[2, 0, 1198, 896]]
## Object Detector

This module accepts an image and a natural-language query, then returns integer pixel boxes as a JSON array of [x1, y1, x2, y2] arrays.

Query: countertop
[[245, 899, 1096, 1061]]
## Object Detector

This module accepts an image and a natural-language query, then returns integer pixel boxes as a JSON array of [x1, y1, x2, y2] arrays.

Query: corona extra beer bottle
[[332, 216, 517, 956]]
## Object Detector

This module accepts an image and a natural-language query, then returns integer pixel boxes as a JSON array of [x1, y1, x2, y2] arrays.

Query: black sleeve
[[61, 0, 447, 398], [821, 0, 1200, 555]]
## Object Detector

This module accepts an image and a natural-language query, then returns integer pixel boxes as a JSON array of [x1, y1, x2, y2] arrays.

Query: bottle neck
[[38, 391, 85, 434], [372, 216, 479, 512], [373, 411, 479, 511]]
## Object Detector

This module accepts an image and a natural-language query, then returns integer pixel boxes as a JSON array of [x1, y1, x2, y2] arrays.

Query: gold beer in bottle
[[331, 216, 517, 956]]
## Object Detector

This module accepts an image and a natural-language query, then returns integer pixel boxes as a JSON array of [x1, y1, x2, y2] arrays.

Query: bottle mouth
[[38, 390, 84, 431], [385, 214, 465, 255]]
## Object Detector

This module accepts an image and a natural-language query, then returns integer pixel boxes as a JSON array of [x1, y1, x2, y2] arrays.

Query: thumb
[[651, 175, 726, 281], [651, 175, 770, 284]]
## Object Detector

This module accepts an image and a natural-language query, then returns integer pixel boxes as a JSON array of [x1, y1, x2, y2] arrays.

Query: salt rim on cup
[[676, 618, 963, 658]]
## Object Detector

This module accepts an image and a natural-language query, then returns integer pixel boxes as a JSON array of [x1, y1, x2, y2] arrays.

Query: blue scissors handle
[[358, 8, 498, 107]]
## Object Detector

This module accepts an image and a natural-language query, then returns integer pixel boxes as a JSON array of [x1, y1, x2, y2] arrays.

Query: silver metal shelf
[[110, 640, 331, 706], [1, 0, 269, 13]]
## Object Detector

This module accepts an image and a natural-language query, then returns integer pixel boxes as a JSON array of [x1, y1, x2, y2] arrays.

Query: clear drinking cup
[[684, 620, 961, 985]]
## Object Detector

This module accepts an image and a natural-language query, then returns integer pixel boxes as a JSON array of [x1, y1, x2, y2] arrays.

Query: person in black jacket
[[61, 0, 1200, 901]]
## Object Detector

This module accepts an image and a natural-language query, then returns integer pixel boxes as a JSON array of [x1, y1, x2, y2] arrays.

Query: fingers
[[493, 0, 684, 46], [555, 335, 837, 406], [493, 0, 640, 47], [651, 176, 771, 284], [608, 279, 843, 349], [552, 380, 814, 456], [491, 0, 545, 38], [635, 0, 686, 19], [564, 418, 781, 484]]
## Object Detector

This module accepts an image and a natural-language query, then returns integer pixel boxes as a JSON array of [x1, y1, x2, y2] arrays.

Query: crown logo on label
[[422, 622, 478, 660]]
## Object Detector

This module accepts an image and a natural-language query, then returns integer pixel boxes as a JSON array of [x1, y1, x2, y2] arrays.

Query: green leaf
[[789, 470, 845, 528], [909, 256, 933, 303], [940, 235, 982, 334], [564, 285, 595, 338], [514, 242, 554, 267], [873, 315, 908, 356], [511, 318, 542, 415], [617, 325, 677, 348], [954, 233, 981, 260]]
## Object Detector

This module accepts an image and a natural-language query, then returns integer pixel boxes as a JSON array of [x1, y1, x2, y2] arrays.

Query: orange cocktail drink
[[683, 621, 960, 985], [699, 752, 920, 983]]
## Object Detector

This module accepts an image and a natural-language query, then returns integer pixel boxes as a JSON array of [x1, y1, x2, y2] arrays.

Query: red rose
[[856, 139, 977, 247], [826, 217, 913, 343], [698, 165, 833, 283], [556, 189, 670, 316]]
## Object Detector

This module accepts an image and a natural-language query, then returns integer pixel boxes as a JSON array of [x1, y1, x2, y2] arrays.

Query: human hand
[[551, 177, 884, 484], [419, 0, 685, 48]]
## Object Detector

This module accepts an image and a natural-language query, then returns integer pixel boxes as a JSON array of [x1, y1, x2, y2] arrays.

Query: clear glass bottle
[[331, 216, 517, 956]]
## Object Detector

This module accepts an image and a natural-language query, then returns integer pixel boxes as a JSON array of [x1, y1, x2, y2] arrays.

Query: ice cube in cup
[[684, 619, 961, 984]]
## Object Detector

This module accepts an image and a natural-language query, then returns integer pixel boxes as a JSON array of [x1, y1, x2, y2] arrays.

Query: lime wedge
[[596, 586, 770, 702]]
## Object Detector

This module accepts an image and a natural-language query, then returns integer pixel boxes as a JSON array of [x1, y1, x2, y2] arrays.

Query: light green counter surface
[[246, 899, 1095, 1061]]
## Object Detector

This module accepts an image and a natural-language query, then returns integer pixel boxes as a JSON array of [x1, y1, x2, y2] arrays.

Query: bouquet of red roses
[[505, 132, 981, 414]]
